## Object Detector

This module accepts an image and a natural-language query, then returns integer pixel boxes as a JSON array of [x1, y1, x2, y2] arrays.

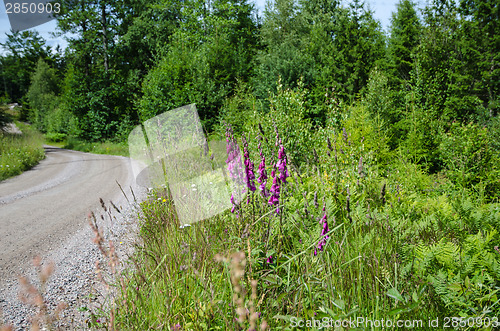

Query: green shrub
[[439, 122, 499, 198], [45, 132, 67, 142], [108, 90, 500, 328], [63, 137, 129, 156], [216, 81, 262, 136], [487, 115, 500, 153], [245, 79, 316, 167], [26, 59, 61, 132], [45, 106, 79, 136]]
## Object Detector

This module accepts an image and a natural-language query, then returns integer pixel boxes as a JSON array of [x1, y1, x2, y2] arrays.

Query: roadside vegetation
[[0, 111, 45, 181], [58, 138, 129, 157], [92, 81, 499, 329]]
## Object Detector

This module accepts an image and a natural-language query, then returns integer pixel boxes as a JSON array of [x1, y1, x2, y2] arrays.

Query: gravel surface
[[0, 147, 146, 330]]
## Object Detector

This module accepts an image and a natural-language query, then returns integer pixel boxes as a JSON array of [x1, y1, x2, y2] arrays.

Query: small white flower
[[180, 224, 191, 229], [191, 184, 196, 187]]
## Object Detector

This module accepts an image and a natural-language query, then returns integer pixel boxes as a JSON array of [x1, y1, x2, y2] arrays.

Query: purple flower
[[277, 144, 289, 184], [242, 135, 256, 193], [315, 203, 330, 254], [267, 129, 290, 215], [269, 175, 280, 196], [320, 211, 330, 239], [257, 140, 269, 197], [266, 255, 273, 263], [268, 194, 279, 205], [258, 157, 269, 196], [231, 193, 239, 217], [278, 144, 285, 159], [268, 174, 280, 212], [230, 193, 236, 213], [317, 237, 327, 252]]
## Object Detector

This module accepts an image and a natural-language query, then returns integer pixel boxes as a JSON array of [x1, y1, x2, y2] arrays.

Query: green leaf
[[332, 299, 345, 311], [387, 288, 404, 302], [448, 283, 462, 292], [412, 291, 419, 303], [388, 307, 406, 316]]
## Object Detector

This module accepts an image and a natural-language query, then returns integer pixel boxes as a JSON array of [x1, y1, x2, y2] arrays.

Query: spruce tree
[[387, 0, 421, 86]]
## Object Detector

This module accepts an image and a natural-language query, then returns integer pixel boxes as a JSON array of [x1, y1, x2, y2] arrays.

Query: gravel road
[[0, 146, 144, 329]]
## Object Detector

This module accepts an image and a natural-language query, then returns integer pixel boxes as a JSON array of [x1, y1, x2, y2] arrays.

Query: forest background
[[0, 0, 496, 153]]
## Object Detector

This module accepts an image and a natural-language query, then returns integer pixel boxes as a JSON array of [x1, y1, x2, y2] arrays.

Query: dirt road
[[0, 146, 134, 284]]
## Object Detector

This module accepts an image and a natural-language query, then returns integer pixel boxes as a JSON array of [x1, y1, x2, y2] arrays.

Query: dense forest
[[0, 0, 497, 151]]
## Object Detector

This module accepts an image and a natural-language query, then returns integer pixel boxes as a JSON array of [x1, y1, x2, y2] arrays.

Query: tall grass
[[0, 122, 45, 181], [104, 92, 499, 329], [62, 137, 129, 157]]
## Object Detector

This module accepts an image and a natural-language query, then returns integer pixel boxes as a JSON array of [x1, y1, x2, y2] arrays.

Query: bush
[[45, 106, 79, 137], [26, 59, 61, 132], [487, 115, 500, 153], [247, 79, 316, 167], [439, 122, 499, 198], [45, 132, 67, 142], [216, 81, 262, 136]]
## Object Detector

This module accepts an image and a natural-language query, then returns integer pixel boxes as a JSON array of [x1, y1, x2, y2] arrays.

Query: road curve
[[0, 146, 135, 284]]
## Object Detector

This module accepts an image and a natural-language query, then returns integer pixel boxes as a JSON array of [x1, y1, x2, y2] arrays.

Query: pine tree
[[458, 0, 499, 117], [331, 0, 385, 99]]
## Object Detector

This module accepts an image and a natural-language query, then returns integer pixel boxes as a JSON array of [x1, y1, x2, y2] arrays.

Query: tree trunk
[[101, 2, 108, 72]]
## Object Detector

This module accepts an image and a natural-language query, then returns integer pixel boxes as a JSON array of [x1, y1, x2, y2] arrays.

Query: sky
[[0, 0, 412, 54]]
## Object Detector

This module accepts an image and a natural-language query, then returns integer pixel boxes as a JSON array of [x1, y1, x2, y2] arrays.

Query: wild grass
[[103, 94, 500, 330], [62, 137, 129, 157], [0, 122, 45, 181]]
